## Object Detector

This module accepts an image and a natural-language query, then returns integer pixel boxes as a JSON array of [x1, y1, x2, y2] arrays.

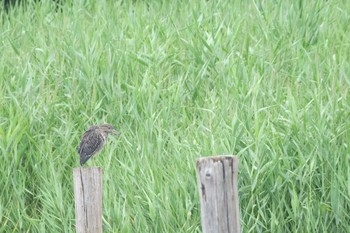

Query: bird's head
[[99, 124, 120, 135]]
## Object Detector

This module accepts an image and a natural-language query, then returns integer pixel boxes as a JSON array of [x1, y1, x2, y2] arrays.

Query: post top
[[73, 167, 103, 172]]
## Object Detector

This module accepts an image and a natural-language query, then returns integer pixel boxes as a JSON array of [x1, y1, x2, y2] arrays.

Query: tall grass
[[1, 0, 349, 232]]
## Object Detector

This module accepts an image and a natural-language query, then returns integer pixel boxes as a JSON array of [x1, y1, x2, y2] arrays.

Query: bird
[[78, 124, 120, 166]]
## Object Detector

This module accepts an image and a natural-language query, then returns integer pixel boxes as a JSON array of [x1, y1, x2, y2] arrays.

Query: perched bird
[[78, 124, 119, 165]]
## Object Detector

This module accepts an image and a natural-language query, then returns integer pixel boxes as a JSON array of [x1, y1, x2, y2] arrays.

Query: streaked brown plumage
[[78, 124, 119, 165]]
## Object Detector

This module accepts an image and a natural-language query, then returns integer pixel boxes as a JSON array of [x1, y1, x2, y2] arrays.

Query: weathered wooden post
[[196, 156, 240, 233], [73, 167, 103, 233]]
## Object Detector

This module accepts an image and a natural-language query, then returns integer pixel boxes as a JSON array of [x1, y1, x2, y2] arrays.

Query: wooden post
[[73, 167, 103, 233], [196, 156, 240, 233]]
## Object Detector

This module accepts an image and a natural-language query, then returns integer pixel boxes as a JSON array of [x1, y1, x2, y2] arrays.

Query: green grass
[[1, 0, 349, 232]]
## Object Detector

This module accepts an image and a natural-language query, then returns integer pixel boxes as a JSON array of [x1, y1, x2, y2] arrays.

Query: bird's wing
[[77, 127, 94, 153], [78, 128, 104, 165]]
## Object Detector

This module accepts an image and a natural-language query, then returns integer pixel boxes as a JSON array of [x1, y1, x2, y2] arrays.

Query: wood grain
[[73, 167, 103, 233], [196, 156, 240, 233]]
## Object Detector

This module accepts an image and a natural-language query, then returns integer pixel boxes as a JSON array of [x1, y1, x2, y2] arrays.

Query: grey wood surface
[[73, 167, 103, 233], [196, 156, 240, 233]]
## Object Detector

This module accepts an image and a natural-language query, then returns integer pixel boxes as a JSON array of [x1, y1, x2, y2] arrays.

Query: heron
[[78, 124, 120, 165]]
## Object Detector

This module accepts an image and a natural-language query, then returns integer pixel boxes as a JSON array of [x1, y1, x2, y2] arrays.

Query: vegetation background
[[0, 0, 349, 232]]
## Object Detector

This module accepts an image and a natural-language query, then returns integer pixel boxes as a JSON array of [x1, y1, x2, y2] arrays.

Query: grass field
[[1, 0, 350, 232]]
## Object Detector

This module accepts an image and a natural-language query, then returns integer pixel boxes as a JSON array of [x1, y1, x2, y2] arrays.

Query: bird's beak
[[111, 129, 121, 136]]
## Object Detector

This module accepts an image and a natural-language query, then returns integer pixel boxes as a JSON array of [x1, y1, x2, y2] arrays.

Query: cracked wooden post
[[196, 156, 240, 233], [73, 167, 103, 233]]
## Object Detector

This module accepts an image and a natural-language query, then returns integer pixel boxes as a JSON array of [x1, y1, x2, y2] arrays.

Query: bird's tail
[[80, 155, 91, 166]]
